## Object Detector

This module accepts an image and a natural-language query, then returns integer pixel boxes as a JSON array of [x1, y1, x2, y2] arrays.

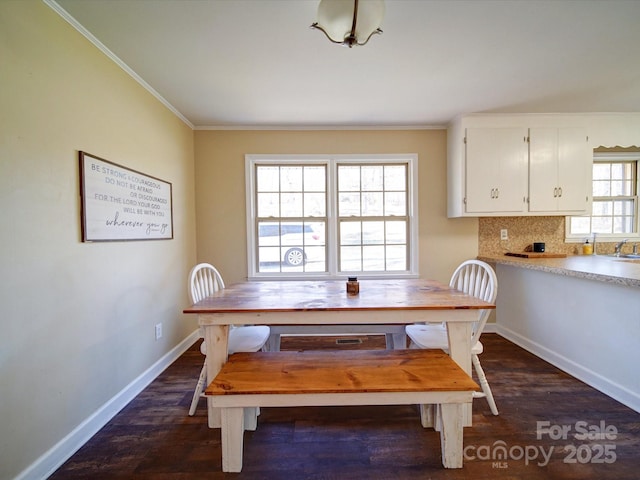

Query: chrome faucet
[[614, 239, 628, 256]]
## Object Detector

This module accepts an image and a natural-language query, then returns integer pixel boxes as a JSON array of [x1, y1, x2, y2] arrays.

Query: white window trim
[[245, 154, 419, 280], [565, 152, 640, 242]]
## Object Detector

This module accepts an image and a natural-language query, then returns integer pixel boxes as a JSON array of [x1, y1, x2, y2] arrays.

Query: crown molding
[[194, 124, 446, 131]]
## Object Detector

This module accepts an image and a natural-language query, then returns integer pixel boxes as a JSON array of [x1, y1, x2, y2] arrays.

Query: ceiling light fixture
[[311, 0, 385, 48]]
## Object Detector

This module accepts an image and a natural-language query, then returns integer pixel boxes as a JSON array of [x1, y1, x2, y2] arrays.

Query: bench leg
[[420, 404, 445, 432], [438, 403, 464, 468], [419, 404, 435, 428], [220, 407, 244, 472], [243, 407, 258, 431]]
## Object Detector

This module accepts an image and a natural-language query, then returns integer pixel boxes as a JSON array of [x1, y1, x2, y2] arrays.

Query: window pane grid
[[256, 164, 327, 273], [337, 163, 409, 273], [568, 157, 639, 237]]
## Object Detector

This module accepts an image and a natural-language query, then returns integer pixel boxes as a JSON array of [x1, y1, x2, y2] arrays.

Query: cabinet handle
[[553, 187, 558, 198], [495, 188, 499, 199], [558, 187, 562, 197]]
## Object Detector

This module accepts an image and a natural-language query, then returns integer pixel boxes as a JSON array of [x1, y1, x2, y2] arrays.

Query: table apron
[[197, 309, 479, 326]]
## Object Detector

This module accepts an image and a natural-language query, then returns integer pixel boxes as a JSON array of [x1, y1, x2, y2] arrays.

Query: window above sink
[[567, 152, 639, 244]]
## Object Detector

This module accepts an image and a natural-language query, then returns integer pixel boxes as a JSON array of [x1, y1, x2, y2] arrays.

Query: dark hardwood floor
[[50, 334, 640, 479]]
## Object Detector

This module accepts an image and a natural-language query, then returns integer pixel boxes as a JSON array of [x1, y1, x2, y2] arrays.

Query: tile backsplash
[[478, 216, 627, 256]]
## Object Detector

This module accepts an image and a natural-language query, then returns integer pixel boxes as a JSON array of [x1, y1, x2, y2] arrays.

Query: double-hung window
[[245, 154, 418, 279], [567, 152, 639, 240]]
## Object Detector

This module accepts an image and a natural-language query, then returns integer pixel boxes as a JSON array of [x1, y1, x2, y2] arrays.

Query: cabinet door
[[465, 128, 528, 214], [529, 127, 590, 213], [529, 128, 559, 212], [557, 128, 590, 212]]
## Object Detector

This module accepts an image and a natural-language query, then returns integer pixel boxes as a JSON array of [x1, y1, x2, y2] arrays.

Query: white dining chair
[[188, 263, 270, 416], [405, 259, 499, 415]]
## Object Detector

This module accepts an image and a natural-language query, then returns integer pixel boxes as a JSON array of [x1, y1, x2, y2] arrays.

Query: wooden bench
[[205, 349, 478, 472]]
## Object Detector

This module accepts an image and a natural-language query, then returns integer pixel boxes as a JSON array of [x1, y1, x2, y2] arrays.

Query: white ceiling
[[52, 0, 640, 129]]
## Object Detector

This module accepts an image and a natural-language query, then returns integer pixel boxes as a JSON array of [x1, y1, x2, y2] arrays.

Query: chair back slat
[[449, 259, 498, 346], [189, 263, 226, 304]]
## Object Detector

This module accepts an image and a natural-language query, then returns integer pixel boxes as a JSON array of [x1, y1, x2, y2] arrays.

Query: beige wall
[[194, 129, 479, 285], [0, 2, 196, 478]]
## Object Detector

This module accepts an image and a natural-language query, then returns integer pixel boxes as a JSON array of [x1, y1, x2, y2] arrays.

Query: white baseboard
[[496, 324, 640, 414], [16, 330, 200, 480], [483, 322, 498, 334]]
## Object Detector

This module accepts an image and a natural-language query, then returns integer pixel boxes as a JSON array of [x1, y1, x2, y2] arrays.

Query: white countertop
[[478, 254, 640, 288]]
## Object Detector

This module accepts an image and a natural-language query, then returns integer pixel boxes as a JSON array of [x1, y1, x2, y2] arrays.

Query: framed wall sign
[[79, 151, 173, 241]]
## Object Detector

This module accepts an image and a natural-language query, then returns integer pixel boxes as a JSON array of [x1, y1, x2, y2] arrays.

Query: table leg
[[391, 331, 407, 349], [445, 322, 472, 374], [446, 322, 473, 426], [384, 333, 394, 349], [267, 332, 281, 352], [204, 323, 229, 428]]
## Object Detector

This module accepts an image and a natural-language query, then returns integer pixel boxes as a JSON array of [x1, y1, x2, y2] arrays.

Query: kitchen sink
[[606, 254, 640, 259], [603, 254, 640, 264]]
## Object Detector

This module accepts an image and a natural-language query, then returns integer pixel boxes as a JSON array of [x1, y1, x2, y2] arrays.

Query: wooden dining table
[[183, 278, 495, 428]]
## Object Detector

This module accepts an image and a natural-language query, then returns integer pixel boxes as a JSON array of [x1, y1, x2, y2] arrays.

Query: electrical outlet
[[155, 323, 162, 340], [500, 229, 508, 241]]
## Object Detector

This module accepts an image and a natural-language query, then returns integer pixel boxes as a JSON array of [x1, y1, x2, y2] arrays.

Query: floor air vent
[[335, 338, 363, 345]]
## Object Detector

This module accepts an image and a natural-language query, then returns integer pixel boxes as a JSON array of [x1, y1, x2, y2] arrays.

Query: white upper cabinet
[[464, 127, 528, 214], [528, 127, 591, 214], [447, 115, 598, 218]]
